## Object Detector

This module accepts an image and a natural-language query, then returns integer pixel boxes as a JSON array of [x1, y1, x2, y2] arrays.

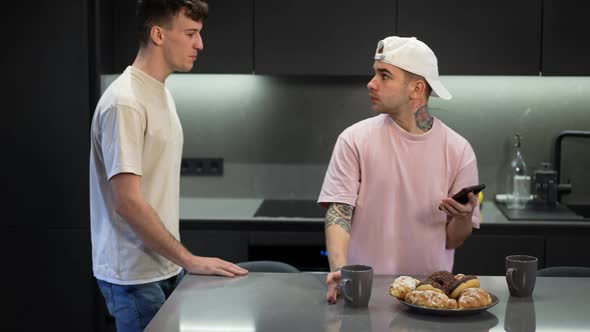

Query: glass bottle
[[507, 134, 530, 209]]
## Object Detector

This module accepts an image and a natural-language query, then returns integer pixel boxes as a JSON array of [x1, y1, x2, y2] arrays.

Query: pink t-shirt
[[318, 114, 480, 275]]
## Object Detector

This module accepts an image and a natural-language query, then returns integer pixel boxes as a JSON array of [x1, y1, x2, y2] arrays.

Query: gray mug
[[506, 255, 538, 297], [339, 265, 373, 307]]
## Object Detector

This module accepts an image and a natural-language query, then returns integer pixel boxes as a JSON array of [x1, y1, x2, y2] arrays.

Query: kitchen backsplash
[[101, 74, 590, 201]]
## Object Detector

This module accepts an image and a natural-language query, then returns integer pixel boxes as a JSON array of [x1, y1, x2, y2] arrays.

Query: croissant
[[389, 276, 421, 299], [404, 290, 458, 309], [457, 288, 492, 309]]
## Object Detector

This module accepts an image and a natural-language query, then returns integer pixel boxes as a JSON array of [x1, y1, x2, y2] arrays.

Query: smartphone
[[451, 184, 486, 204]]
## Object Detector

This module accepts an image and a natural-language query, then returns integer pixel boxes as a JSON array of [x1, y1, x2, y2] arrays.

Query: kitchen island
[[145, 272, 589, 332]]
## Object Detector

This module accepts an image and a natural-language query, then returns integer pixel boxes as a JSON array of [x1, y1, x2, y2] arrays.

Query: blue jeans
[[97, 270, 185, 332]]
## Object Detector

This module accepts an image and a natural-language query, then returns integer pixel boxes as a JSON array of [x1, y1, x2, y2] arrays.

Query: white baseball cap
[[374, 36, 452, 100]]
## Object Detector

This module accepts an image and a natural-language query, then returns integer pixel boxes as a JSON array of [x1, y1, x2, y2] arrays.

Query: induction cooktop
[[254, 199, 326, 218]]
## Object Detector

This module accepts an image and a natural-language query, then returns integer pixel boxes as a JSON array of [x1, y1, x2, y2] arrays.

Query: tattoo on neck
[[414, 104, 433, 132]]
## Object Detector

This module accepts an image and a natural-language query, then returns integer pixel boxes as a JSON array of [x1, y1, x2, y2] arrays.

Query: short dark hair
[[136, 0, 209, 47]]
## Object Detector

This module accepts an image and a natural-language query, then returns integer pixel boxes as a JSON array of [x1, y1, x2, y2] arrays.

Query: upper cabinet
[[191, 0, 253, 74], [101, 0, 252, 74], [542, 0, 590, 76], [397, 0, 542, 75], [98, 1, 590, 76], [111, 0, 139, 73], [254, 0, 397, 76]]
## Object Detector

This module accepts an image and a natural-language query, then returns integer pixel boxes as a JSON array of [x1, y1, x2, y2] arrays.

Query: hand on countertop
[[185, 256, 249, 277]]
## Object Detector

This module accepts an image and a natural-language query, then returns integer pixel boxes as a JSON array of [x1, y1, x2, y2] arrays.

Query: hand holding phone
[[451, 184, 486, 205]]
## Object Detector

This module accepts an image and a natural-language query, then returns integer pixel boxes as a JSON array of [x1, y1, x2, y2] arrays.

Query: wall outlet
[[181, 158, 224, 176]]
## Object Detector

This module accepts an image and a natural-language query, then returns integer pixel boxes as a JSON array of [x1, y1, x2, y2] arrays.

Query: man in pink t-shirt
[[318, 36, 481, 304]]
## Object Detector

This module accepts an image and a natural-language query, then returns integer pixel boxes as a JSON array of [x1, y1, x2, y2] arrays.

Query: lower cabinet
[[181, 230, 249, 263], [181, 229, 329, 271], [45, 229, 95, 331], [248, 231, 329, 271], [3, 230, 49, 330], [453, 234, 545, 276], [180, 223, 590, 276], [545, 235, 590, 267]]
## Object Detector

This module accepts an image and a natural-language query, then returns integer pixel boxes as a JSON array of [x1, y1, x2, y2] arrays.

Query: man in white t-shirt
[[89, 1, 247, 330], [318, 36, 481, 304]]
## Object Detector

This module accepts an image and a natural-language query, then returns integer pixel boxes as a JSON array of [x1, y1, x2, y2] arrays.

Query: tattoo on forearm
[[414, 104, 433, 132], [325, 203, 353, 234]]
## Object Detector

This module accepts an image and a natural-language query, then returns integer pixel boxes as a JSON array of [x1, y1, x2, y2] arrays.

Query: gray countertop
[[145, 273, 590, 331], [180, 197, 325, 223], [180, 197, 264, 220], [180, 198, 590, 227]]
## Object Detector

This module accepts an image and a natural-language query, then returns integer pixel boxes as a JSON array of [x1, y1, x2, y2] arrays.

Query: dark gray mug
[[339, 265, 373, 307], [506, 255, 538, 297]]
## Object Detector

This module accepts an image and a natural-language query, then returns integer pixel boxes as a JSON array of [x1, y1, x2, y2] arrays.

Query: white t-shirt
[[318, 114, 480, 275], [90, 66, 183, 285]]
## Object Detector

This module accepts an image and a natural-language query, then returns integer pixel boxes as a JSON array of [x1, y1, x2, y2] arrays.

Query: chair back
[[237, 260, 300, 273], [537, 266, 590, 277]]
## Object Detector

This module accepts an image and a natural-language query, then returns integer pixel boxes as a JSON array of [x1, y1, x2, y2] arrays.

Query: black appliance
[[532, 162, 571, 207], [498, 130, 590, 221], [254, 199, 326, 218]]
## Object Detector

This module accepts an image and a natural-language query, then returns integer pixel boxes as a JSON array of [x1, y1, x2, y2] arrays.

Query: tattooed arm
[[325, 203, 354, 272], [325, 202, 354, 303]]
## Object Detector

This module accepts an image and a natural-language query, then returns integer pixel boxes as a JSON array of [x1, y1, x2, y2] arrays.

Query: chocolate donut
[[416, 271, 457, 295]]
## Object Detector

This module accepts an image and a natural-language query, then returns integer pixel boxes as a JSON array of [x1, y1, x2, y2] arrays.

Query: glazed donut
[[449, 275, 480, 299], [416, 271, 457, 295], [415, 284, 446, 295]]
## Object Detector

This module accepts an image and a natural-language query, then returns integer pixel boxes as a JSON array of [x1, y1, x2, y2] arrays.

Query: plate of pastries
[[389, 271, 499, 316]]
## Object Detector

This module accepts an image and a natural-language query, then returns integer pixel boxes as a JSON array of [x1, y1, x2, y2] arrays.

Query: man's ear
[[150, 25, 165, 46], [411, 80, 427, 99]]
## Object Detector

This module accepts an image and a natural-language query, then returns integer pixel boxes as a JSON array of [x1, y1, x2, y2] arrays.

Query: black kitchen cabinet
[[545, 235, 590, 267], [254, 0, 397, 76], [5, 0, 90, 227], [541, 0, 590, 75], [48, 229, 94, 331], [453, 234, 545, 275], [6, 0, 93, 328], [100, 1, 590, 76], [191, 0, 253, 74], [104, 0, 252, 74], [397, 0, 542, 75], [110, 0, 138, 73], [181, 230, 249, 263], [181, 221, 329, 271], [2, 230, 47, 330], [249, 231, 329, 271], [4, 2, 89, 229]]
